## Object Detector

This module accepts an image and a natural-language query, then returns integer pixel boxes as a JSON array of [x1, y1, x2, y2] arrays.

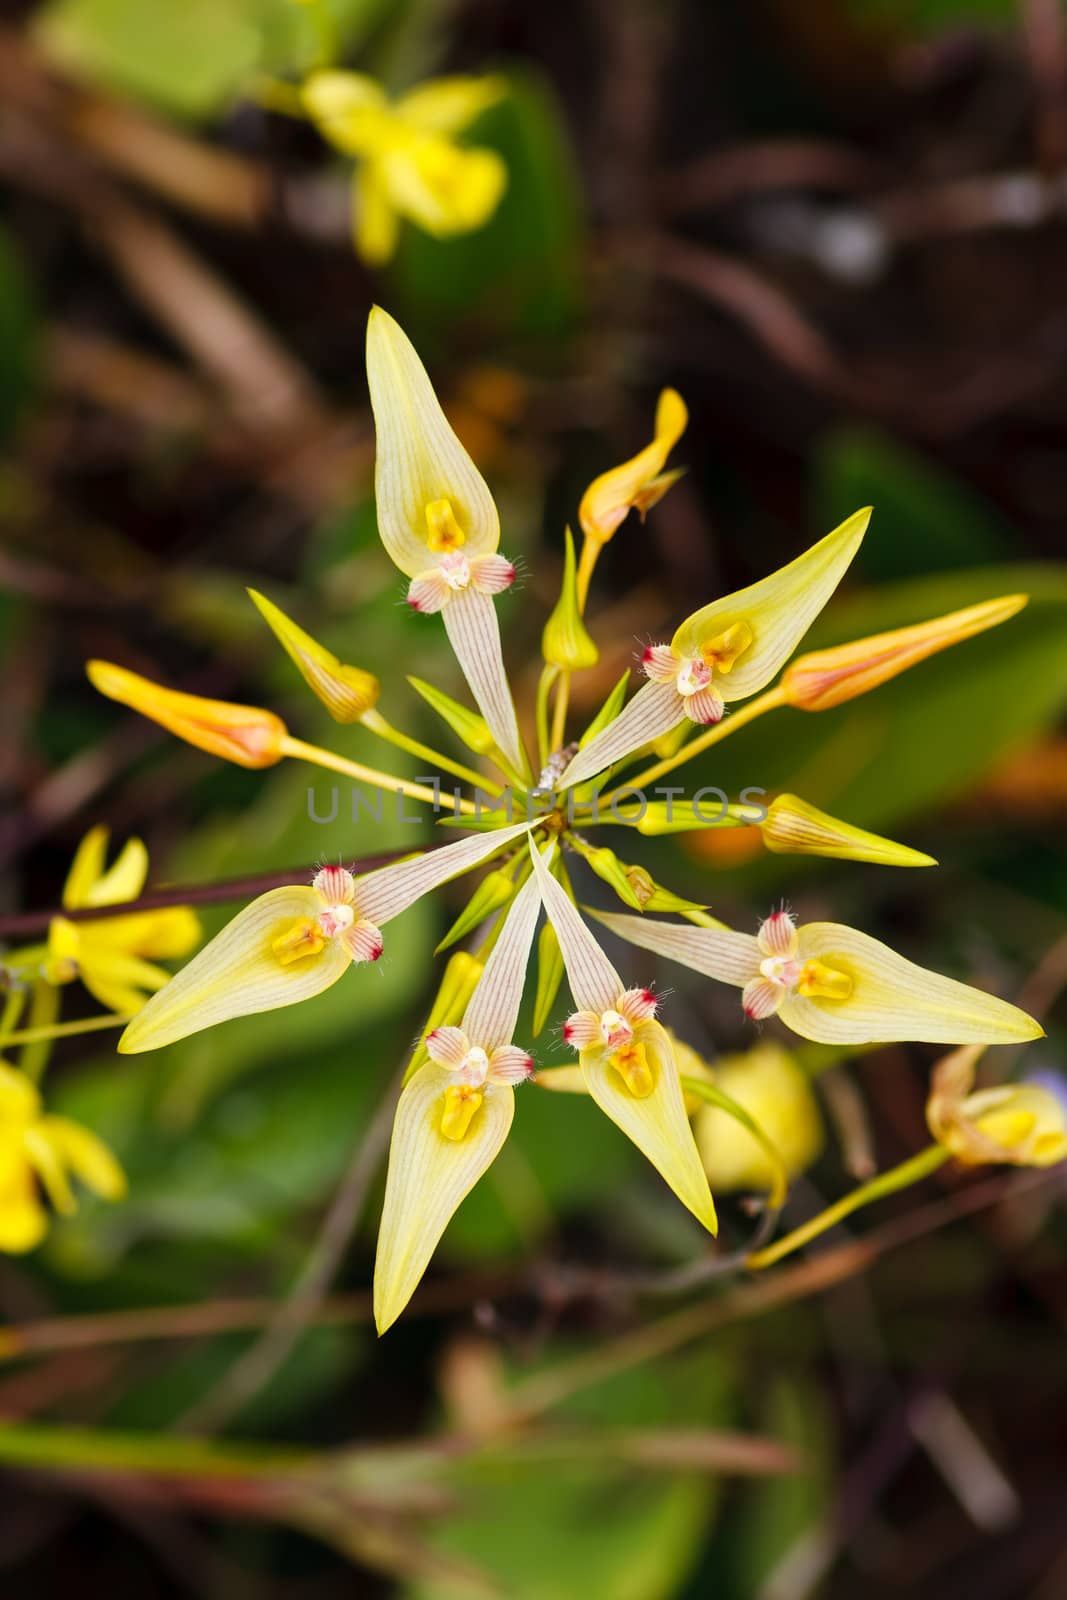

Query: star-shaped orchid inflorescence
[[75, 306, 1051, 1307]]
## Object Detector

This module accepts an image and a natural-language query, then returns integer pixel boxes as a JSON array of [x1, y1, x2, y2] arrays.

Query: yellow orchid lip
[[87, 661, 287, 769]]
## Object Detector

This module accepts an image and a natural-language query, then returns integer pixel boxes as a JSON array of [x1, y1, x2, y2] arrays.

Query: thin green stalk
[[0, 1421, 313, 1480], [19, 982, 59, 1083], [361, 708, 501, 794], [280, 735, 479, 816], [535, 664, 558, 769], [550, 670, 571, 754], [746, 1145, 950, 1270], [0, 986, 26, 1039], [604, 685, 786, 800], [681, 1076, 789, 1208], [1, 1011, 136, 1049]]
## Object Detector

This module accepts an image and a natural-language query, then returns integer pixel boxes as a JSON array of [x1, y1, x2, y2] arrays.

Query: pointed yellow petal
[[353, 162, 399, 265], [87, 661, 287, 769], [62, 826, 109, 909], [81, 835, 149, 908], [300, 71, 388, 155], [87, 906, 201, 961], [118, 887, 350, 1053], [382, 138, 507, 236], [590, 908, 761, 988], [248, 588, 380, 722], [374, 1063, 514, 1333], [0, 1152, 48, 1253], [23, 1127, 76, 1215], [782, 594, 1029, 712], [581, 1020, 717, 1233], [39, 1117, 127, 1201], [670, 508, 871, 702], [407, 675, 496, 756], [366, 306, 500, 578], [761, 793, 936, 867], [579, 389, 688, 545], [442, 588, 527, 776], [779, 924, 1045, 1046], [396, 75, 506, 135]]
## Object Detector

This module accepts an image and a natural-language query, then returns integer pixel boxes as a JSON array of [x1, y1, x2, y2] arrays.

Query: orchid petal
[[366, 306, 500, 579], [581, 1021, 717, 1233], [462, 868, 545, 1049], [300, 71, 388, 156], [442, 586, 527, 776], [779, 924, 1044, 1046], [395, 75, 506, 135], [742, 977, 784, 1020], [670, 507, 871, 701], [579, 389, 688, 545], [426, 1025, 470, 1067], [528, 839, 621, 1013], [374, 1063, 514, 1333], [85, 836, 149, 907], [590, 908, 761, 988], [354, 818, 534, 927], [407, 568, 452, 614], [488, 1045, 534, 1084], [560, 681, 684, 789], [118, 888, 351, 1053], [61, 825, 110, 909], [86, 906, 201, 961], [39, 1117, 126, 1201], [381, 139, 507, 238]]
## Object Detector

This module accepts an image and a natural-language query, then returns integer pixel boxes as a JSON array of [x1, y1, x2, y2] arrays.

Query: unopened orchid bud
[[436, 871, 517, 953], [761, 793, 935, 868], [579, 389, 687, 545], [87, 661, 287, 769], [248, 589, 379, 723], [408, 675, 496, 756], [782, 594, 1028, 712], [532, 920, 565, 1038], [542, 527, 598, 669]]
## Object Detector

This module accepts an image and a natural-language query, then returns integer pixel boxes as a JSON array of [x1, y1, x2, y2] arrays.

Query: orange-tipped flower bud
[[87, 661, 288, 769], [781, 594, 1028, 712]]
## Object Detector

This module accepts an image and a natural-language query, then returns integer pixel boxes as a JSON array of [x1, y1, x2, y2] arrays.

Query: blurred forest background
[[0, 0, 1066, 1596]]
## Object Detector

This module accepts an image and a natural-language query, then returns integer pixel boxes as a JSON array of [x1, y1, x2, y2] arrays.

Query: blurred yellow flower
[[301, 71, 507, 264], [0, 1062, 125, 1253], [687, 1040, 823, 1193], [45, 827, 200, 1016], [926, 1045, 1067, 1168]]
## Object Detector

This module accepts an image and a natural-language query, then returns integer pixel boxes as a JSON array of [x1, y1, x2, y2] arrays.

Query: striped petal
[[354, 818, 534, 927], [407, 568, 452, 614], [560, 681, 685, 789], [374, 1062, 514, 1333], [442, 586, 527, 776], [488, 1045, 534, 1084], [591, 908, 761, 988], [117, 888, 351, 1053], [670, 507, 871, 702], [462, 868, 545, 1049], [366, 306, 500, 578], [779, 924, 1045, 1046], [426, 1025, 470, 1067], [529, 838, 621, 1013], [684, 687, 725, 725], [742, 977, 784, 1020], [581, 1020, 717, 1233]]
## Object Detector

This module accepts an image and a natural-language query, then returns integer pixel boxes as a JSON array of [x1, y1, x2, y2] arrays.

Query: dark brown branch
[[0, 850, 412, 941]]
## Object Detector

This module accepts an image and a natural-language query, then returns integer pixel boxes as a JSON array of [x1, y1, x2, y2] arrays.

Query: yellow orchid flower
[[578, 389, 688, 546], [685, 1039, 823, 1193], [529, 840, 717, 1233], [592, 907, 1044, 1047], [45, 827, 200, 1015], [87, 661, 288, 769], [366, 307, 527, 775], [301, 71, 507, 265], [560, 508, 871, 789], [926, 1046, 1067, 1168], [782, 593, 1028, 712], [375, 865, 544, 1333], [247, 588, 380, 722], [0, 1063, 125, 1253], [119, 821, 535, 1053]]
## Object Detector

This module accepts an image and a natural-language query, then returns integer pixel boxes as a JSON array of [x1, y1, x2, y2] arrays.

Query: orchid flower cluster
[[19, 306, 1057, 1326]]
